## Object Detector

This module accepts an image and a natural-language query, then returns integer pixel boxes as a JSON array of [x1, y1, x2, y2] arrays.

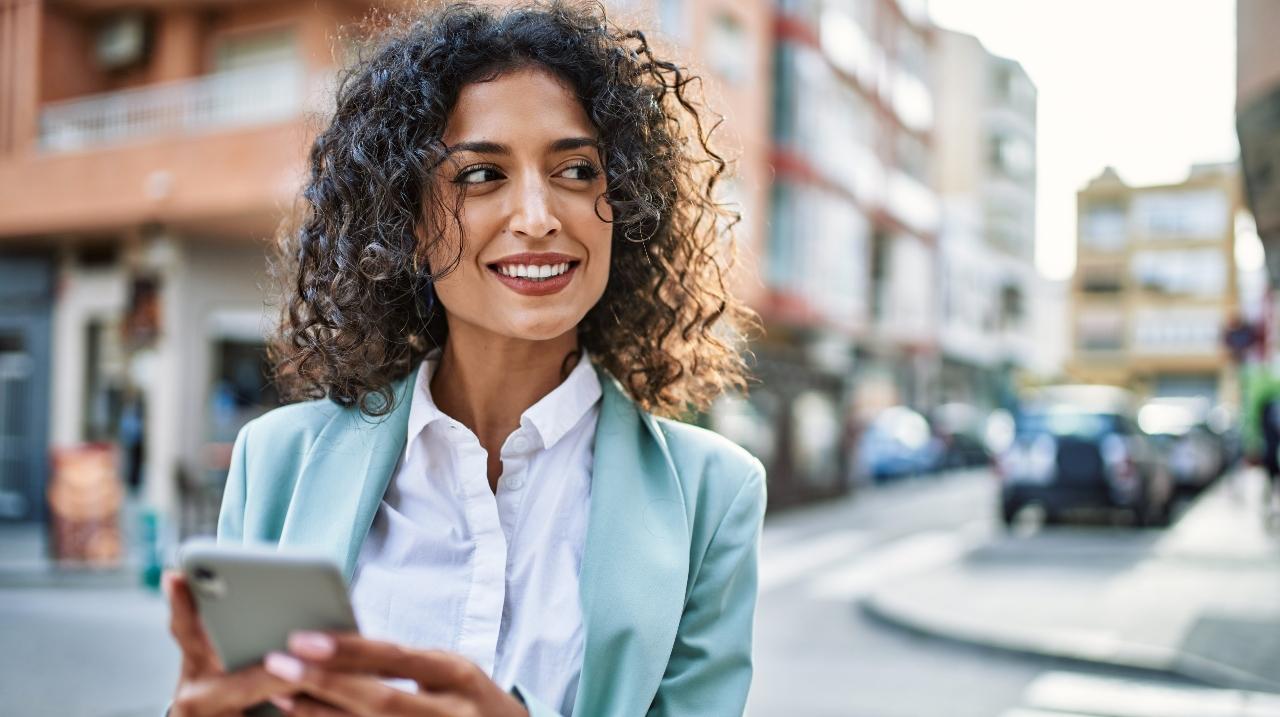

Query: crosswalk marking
[[1000, 671, 1280, 717], [759, 519, 993, 599], [757, 530, 872, 592], [805, 529, 979, 601]]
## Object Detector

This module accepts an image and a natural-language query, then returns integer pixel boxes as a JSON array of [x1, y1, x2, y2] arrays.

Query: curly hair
[[270, 0, 757, 418]]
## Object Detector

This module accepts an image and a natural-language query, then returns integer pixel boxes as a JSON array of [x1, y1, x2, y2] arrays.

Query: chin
[[502, 314, 582, 342]]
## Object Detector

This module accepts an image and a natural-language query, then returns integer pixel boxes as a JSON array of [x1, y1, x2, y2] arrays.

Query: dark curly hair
[[270, 0, 757, 418]]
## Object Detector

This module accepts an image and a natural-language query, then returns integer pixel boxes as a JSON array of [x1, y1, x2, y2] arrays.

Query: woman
[[165, 2, 765, 715]]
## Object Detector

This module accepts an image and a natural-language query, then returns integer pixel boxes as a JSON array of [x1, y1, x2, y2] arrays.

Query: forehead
[[442, 67, 596, 145]]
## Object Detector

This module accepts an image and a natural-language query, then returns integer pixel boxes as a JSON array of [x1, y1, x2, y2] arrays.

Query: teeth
[[497, 262, 571, 280]]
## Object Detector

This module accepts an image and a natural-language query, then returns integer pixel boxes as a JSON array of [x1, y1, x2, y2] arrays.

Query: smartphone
[[179, 541, 359, 673]]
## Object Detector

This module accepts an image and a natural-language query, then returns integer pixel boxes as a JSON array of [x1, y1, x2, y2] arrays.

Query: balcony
[[0, 62, 325, 239], [40, 62, 307, 153]]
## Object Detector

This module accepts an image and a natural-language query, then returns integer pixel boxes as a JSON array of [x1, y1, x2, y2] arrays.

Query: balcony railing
[[39, 62, 307, 153]]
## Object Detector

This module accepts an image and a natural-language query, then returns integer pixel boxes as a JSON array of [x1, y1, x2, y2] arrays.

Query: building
[[1237, 0, 1280, 287], [736, 0, 939, 502], [0, 0, 384, 531], [1069, 163, 1243, 403], [931, 29, 1038, 410]]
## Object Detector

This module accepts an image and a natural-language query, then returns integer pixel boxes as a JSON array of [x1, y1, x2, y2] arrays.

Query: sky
[[927, 0, 1240, 280]]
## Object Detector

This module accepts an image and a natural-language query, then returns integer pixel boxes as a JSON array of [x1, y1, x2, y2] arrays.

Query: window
[[999, 284, 1024, 328], [1076, 311, 1124, 352], [658, 0, 684, 42], [767, 183, 798, 290], [870, 230, 890, 322], [1130, 190, 1229, 240], [772, 45, 798, 144], [213, 28, 297, 72], [1130, 309, 1221, 355], [1130, 249, 1226, 296], [208, 339, 279, 443], [896, 23, 928, 82], [1079, 266, 1124, 293], [820, 3, 875, 82], [1080, 202, 1128, 251], [891, 66, 932, 132], [989, 132, 1034, 180], [83, 318, 126, 443], [707, 12, 749, 84], [897, 131, 929, 183]]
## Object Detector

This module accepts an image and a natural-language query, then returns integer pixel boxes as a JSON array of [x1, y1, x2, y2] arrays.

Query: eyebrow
[[444, 136, 599, 156]]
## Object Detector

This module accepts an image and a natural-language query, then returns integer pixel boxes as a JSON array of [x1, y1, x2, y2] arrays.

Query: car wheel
[[1001, 500, 1020, 527], [1133, 489, 1171, 528], [1149, 497, 1173, 528]]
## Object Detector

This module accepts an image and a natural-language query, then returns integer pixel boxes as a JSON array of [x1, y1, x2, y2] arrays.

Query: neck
[[430, 324, 580, 474]]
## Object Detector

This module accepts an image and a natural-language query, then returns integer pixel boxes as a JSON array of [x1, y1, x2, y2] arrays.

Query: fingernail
[[288, 631, 336, 659], [265, 652, 305, 682], [269, 696, 296, 712]]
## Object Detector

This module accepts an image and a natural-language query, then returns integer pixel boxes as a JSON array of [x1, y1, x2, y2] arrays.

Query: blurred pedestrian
[[163, 3, 765, 716], [1263, 395, 1280, 521]]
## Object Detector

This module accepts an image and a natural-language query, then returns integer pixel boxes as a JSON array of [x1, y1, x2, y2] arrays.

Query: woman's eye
[[560, 162, 601, 181], [455, 166, 504, 185]]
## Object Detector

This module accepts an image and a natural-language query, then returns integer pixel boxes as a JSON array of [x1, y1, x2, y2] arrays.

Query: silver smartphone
[[179, 541, 359, 673]]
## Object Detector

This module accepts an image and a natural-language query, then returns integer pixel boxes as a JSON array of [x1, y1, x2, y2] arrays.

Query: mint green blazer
[[216, 366, 766, 717]]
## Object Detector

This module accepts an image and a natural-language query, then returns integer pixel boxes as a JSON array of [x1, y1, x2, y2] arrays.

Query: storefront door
[[0, 256, 53, 522]]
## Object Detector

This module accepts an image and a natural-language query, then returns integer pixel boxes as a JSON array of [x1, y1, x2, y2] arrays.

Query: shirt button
[[506, 475, 525, 490], [511, 436, 529, 452]]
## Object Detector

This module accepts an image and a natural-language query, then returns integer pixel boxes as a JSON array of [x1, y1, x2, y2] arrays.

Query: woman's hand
[[164, 570, 299, 716], [260, 632, 530, 717]]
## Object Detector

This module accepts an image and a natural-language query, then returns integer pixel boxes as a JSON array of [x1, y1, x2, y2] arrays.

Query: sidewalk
[[863, 468, 1280, 693], [0, 499, 156, 589]]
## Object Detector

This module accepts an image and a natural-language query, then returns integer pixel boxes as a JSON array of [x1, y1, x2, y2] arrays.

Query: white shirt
[[350, 351, 601, 714]]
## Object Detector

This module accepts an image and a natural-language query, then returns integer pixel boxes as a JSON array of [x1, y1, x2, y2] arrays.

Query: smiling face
[[425, 67, 613, 347]]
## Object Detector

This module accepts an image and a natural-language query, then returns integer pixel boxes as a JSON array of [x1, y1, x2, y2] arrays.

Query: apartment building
[[1069, 163, 1242, 402], [931, 29, 1038, 409], [743, 0, 938, 502], [0, 0, 384, 528]]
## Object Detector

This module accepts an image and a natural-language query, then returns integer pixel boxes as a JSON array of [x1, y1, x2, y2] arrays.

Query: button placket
[[452, 432, 507, 676]]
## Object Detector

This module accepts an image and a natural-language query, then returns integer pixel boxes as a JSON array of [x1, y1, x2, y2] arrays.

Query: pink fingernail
[[265, 652, 305, 682], [289, 630, 336, 658], [269, 696, 296, 712]]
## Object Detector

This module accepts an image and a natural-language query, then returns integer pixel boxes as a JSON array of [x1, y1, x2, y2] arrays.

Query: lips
[[486, 252, 581, 297]]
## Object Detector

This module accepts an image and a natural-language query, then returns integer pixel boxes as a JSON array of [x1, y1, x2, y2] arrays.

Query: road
[[746, 468, 1240, 717]]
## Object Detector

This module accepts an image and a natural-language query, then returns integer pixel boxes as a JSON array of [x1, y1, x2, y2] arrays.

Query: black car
[[997, 386, 1175, 527]]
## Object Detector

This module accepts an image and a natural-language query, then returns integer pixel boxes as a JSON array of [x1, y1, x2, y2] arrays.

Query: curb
[[860, 591, 1280, 694]]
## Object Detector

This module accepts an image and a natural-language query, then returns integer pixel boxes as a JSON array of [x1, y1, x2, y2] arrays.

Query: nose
[[507, 171, 561, 240]]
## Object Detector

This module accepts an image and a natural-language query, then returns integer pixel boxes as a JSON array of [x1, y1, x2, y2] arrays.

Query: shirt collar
[[520, 351, 603, 450], [406, 349, 602, 450]]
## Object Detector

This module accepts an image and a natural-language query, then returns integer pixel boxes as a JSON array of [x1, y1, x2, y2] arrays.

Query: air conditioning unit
[[95, 12, 149, 70]]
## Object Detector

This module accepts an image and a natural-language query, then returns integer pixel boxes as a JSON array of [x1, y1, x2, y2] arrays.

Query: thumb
[[165, 571, 222, 675]]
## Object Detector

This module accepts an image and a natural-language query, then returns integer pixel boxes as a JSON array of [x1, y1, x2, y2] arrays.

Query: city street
[[747, 469, 1280, 717], [4, 469, 1279, 716]]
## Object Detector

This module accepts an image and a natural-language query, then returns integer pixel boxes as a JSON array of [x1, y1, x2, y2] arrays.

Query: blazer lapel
[[573, 372, 691, 716], [278, 368, 417, 581]]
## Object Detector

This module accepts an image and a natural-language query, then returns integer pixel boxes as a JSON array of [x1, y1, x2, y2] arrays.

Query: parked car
[[997, 386, 1175, 527], [1138, 397, 1224, 497], [854, 406, 942, 484]]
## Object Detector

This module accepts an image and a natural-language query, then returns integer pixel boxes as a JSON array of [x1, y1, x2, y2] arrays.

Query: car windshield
[[1017, 408, 1119, 438]]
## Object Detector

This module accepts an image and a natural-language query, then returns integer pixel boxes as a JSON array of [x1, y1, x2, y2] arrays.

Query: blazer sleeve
[[648, 462, 767, 717], [215, 421, 251, 544]]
